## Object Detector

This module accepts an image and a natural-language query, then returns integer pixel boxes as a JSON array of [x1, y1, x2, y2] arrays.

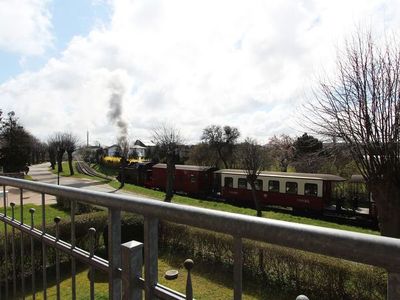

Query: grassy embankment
[[50, 161, 110, 182], [89, 163, 379, 235], [10, 161, 382, 299]]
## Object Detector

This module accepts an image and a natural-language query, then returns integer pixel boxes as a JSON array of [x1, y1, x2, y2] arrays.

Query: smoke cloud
[[107, 78, 129, 148]]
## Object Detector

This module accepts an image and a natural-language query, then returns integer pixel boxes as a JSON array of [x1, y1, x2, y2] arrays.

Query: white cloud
[[0, 0, 53, 55], [1, 0, 400, 146]]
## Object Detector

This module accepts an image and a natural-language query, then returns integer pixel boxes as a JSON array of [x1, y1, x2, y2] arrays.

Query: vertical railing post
[[20, 189, 25, 300], [10, 202, 16, 298], [233, 236, 243, 300], [54, 216, 61, 300], [121, 241, 143, 300], [71, 199, 76, 300], [88, 227, 96, 300], [3, 185, 9, 300], [108, 208, 122, 299], [41, 193, 47, 300], [29, 208, 36, 300], [387, 272, 400, 300], [144, 217, 158, 300]]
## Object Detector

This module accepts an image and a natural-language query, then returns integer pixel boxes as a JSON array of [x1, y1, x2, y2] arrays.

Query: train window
[[304, 183, 318, 196], [255, 179, 263, 191], [286, 182, 298, 194], [268, 180, 280, 192], [238, 178, 247, 189], [224, 177, 233, 188], [190, 174, 196, 183]]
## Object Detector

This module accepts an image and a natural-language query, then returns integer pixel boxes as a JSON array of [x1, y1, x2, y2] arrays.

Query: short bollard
[[296, 295, 309, 300], [184, 259, 194, 300]]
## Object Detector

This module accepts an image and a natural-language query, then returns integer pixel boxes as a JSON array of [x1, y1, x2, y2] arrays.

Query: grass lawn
[[51, 162, 111, 182], [0, 204, 70, 232], [108, 180, 379, 235], [55, 161, 379, 235], [22, 255, 294, 300], [91, 163, 119, 177]]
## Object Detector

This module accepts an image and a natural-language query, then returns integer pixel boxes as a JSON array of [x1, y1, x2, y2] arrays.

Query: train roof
[[153, 163, 216, 172], [215, 169, 346, 182]]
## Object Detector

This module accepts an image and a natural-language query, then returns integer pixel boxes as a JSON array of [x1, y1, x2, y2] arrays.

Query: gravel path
[[4, 162, 154, 206]]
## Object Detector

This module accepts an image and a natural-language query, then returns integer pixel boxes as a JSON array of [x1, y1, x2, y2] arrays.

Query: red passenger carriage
[[215, 169, 345, 212], [148, 163, 217, 196]]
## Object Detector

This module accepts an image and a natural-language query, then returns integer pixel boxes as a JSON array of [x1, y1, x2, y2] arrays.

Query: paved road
[[5, 162, 152, 206]]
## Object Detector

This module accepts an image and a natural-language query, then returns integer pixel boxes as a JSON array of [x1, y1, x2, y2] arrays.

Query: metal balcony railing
[[0, 175, 400, 299]]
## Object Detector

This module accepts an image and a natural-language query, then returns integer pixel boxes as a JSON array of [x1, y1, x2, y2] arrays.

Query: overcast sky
[[1, 0, 399, 146]]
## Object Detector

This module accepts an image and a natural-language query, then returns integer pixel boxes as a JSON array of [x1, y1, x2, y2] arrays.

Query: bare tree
[[118, 137, 130, 188], [64, 133, 79, 176], [309, 31, 400, 237], [152, 124, 183, 202], [241, 138, 265, 217], [47, 138, 57, 170], [48, 133, 67, 173], [267, 134, 295, 172], [201, 125, 240, 168]]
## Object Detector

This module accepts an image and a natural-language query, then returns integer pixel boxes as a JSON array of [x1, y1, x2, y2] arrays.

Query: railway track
[[75, 160, 114, 181]]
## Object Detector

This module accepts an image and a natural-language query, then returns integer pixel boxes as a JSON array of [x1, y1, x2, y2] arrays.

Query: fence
[[0, 175, 400, 299]]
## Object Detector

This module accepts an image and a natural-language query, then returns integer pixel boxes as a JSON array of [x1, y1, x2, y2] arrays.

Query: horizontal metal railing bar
[[1, 176, 400, 273], [135, 275, 188, 299], [155, 284, 188, 300], [0, 213, 109, 273]]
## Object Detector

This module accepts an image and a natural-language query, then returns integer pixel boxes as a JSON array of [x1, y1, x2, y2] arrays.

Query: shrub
[[55, 196, 95, 214], [103, 212, 144, 257], [0, 211, 386, 299], [0, 211, 109, 283], [101, 156, 121, 168], [159, 222, 386, 300]]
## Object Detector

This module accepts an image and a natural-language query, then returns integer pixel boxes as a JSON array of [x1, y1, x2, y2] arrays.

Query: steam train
[[118, 162, 376, 218]]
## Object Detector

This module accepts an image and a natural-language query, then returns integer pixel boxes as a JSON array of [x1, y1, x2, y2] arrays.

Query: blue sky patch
[[0, 0, 111, 84]]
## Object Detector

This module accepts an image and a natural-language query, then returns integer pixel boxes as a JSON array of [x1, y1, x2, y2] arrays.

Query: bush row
[[0, 210, 386, 299], [55, 196, 95, 214], [105, 215, 386, 299], [159, 222, 386, 300], [0, 211, 109, 282]]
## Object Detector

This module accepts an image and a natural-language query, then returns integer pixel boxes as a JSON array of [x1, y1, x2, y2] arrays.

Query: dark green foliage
[[0, 210, 385, 299], [0, 111, 33, 172], [103, 213, 144, 257], [159, 222, 386, 300], [55, 196, 95, 214], [294, 133, 323, 156], [292, 133, 327, 173]]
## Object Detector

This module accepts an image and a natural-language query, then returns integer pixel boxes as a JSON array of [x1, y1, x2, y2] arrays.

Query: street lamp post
[[57, 147, 60, 185]]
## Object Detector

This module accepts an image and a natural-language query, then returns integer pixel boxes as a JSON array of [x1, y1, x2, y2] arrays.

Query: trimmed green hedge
[[104, 216, 386, 299], [0, 211, 109, 283], [160, 222, 386, 300], [55, 196, 95, 214], [0, 211, 386, 299]]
